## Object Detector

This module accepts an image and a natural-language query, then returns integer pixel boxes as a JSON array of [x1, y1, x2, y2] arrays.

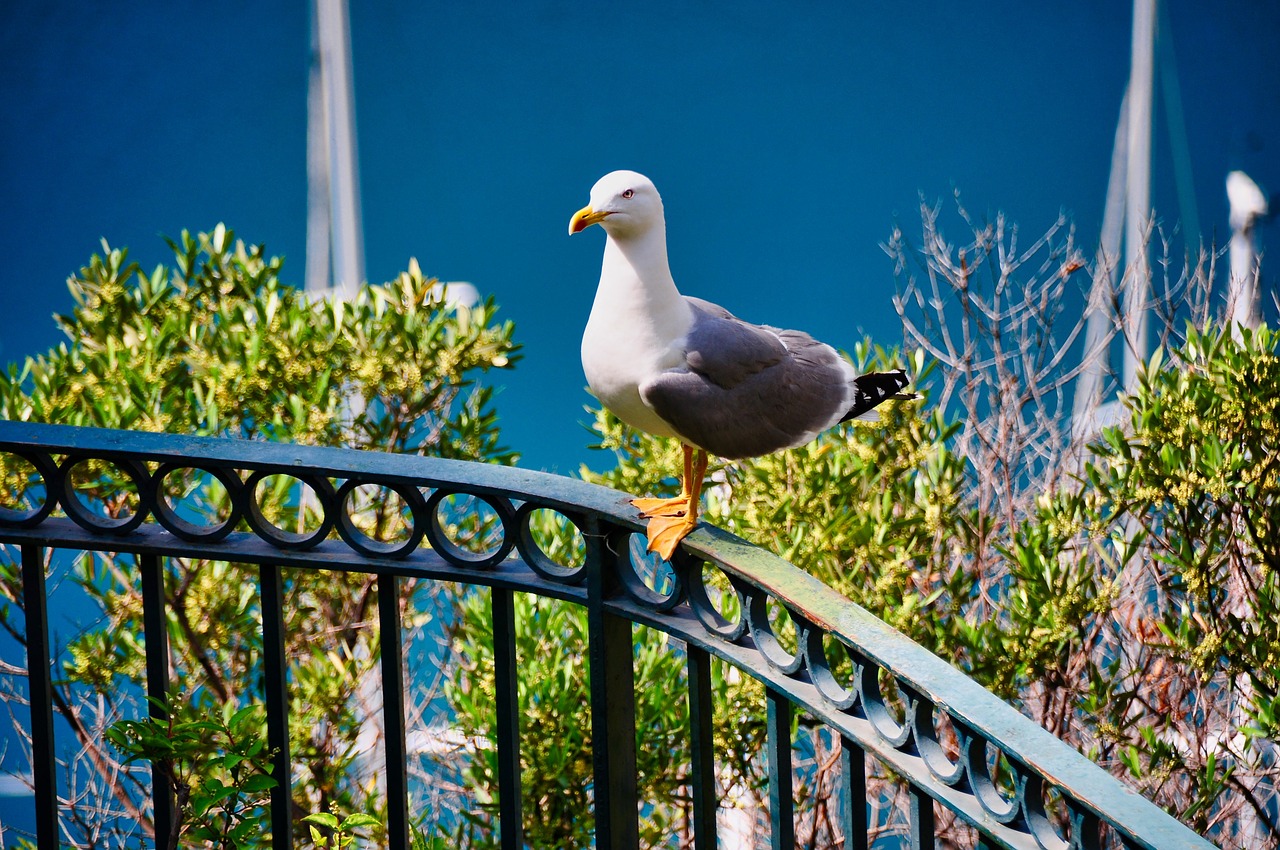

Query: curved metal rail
[[0, 421, 1210, 849]]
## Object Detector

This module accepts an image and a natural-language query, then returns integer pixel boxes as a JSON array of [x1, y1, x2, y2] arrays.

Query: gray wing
[[640, 298, 851, 459]]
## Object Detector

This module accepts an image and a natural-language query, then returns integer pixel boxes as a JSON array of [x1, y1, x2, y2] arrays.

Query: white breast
[[580, 254, 693, 439], [582, 317, 686, 438]]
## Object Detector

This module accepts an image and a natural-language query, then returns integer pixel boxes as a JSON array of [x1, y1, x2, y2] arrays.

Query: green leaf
[[239, 773, 278, 793], [229, 705, 259, 727], [302, 812, 341, 830]]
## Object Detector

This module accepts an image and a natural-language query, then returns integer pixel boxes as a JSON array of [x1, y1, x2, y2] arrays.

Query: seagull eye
[[622, 189, 635, 199]]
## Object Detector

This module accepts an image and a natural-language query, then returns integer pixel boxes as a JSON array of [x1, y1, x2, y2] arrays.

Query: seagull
[[570, 170, 914, 559]]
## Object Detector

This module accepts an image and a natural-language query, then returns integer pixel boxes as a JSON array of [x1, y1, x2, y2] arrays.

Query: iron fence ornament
[[0, 421, 1213, 850]]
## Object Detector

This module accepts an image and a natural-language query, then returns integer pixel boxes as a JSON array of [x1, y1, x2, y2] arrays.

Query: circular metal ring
[[745, 589, 806, 675], [151, 462, 244, 542], [858, 661, 913, 748], [967, 739, 1022, 824], [687, 559, 748, 641], [334, 478, 427, 559], [514, 501, 589, 584], [422, 488, 515, 569], [1023, 772, 1072, 850], [59, 454, 150, 535], [242, 469, 336, 550], [911, 694, 967, 786], [0, 448, 60, 528], [803, 625, 860, 711], [614, 530, 686, 612]]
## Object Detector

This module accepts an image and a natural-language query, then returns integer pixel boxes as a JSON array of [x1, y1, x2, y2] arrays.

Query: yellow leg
[[643, 447, 708, 559], [629, 496, 690, 517], [630, 445, 697, 518]]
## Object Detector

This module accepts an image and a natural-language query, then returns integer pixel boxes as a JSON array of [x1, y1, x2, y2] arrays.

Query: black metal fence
[[0, 421, 1213, 849]]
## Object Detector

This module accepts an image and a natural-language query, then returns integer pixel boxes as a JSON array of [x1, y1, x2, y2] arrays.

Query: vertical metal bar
[[909, 785, 936, 850], [686, 645, 717, 850], [840, 735, 868, 850], [586, 522, 639, 850], [491, 587, 524, 850], [259, 563, 293, 847], [140, 554, 174, 845], [379, 574, 410, 850], [766, 688, 794, 850], [21, 544, 58, 847]]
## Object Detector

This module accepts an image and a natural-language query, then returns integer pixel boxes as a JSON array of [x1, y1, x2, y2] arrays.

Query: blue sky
[[1, 1, 1276, 473]]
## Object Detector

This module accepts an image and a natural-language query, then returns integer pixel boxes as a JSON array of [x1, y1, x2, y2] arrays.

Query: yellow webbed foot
[[644, 512, 699, 560], [630, 495, 690, 518]]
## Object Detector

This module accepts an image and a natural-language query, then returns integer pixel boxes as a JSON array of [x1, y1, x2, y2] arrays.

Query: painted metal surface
[[140, 553, 175, 842], [0, 421, 1214, 849], [379, 574, 411, 848]]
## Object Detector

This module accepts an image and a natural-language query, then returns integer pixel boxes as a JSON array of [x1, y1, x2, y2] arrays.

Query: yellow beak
[[569, 205, 612, 235]]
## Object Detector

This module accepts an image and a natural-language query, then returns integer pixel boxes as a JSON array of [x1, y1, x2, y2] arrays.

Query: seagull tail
[[840, 369, 917, 423]]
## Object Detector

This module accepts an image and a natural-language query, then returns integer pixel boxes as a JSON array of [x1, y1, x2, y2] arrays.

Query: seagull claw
[[644, 512, 698, 560], [630, 495, 690, 518]]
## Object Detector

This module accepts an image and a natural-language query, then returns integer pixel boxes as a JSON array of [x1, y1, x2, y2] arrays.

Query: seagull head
[[569, 170, 664, 239]]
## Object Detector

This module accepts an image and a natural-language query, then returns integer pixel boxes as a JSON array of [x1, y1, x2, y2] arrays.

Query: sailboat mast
[[306, 0, 365, 299]]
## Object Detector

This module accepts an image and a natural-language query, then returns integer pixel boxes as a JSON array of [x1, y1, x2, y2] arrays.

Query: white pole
[[305, 8, 331, 295], [1121, 0, 1156, 393], [1227, 170, 1268, 339], [310, 0, 365, 300], [1072, 89, 1129, 439]]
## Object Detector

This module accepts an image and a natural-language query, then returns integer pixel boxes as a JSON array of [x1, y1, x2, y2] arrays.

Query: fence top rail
[[0, 420, 1212, 850]]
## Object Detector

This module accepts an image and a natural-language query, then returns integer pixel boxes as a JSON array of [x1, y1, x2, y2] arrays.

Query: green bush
[[448, 240, 1280, 847], [4, 216, 1276, 849], [0, 226, 518, 847]]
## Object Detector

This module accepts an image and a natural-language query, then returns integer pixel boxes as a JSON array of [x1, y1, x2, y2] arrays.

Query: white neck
[[580, 218, 693, 438], [591, 224, 687, 328]]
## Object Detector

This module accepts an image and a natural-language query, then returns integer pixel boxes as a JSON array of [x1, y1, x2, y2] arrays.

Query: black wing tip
[[860, 369, 913, 394], [839, 370, 918, 422]]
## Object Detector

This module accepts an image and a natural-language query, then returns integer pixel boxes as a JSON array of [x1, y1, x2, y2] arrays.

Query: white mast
[[306, 0, 365, 299], [1121, 0, 1156, 392], [1072, 0, 1158, 438], [1072, 92, 1129, 438], [305, 7, 330, 295]]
